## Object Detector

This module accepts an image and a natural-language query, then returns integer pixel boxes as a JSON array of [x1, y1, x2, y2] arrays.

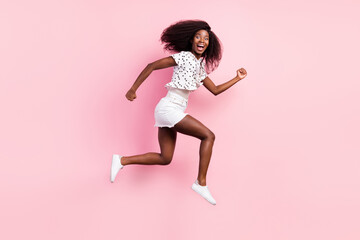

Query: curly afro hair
[[160, 19, 222, 73]]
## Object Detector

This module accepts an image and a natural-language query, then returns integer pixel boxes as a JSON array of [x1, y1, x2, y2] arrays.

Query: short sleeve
[[171, 51, 185, 66]]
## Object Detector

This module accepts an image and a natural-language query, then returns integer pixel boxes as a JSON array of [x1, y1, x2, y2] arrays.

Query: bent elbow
[[147, 63, 154, 70], [213, 87, 219, 96]]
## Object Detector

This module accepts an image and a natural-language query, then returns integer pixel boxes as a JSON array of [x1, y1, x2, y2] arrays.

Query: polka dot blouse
[[165, 51, 208, 92]]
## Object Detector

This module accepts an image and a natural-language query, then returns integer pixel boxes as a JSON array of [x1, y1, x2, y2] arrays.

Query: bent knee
[[204, 130, 215, 142]]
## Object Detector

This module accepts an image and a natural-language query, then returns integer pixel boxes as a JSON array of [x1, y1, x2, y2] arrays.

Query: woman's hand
[[237, 68, 247, 80], [125, 88, 137, 101]]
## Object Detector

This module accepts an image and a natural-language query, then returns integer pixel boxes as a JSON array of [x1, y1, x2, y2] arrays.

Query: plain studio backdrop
[[1, 0, 359, 239]]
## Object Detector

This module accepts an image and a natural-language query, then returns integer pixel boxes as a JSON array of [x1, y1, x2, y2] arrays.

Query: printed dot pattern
[[165, 51, 207, 92]]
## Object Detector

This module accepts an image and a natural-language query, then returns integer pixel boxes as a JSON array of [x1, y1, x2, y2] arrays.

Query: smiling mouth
[[197, 44, 205, 51]]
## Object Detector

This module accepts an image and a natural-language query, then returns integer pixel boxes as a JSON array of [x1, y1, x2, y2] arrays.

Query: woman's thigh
[[173, 115, 215, 140], [158, 127, 177, 160]]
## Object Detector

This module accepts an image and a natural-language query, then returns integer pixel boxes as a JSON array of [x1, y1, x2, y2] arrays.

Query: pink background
[[1, 0, 359, 239]]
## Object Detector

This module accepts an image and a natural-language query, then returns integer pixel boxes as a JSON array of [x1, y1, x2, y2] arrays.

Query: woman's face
[[191, 29, 209, 56]]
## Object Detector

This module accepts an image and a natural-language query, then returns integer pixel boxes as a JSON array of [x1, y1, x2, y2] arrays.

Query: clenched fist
[[237, 68, 247, 80], [126, 89, 137, 101]]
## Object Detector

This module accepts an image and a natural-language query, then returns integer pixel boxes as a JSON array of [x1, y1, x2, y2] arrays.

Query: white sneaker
[[110, 154, 123, 183], [191, 180, 216, 205]]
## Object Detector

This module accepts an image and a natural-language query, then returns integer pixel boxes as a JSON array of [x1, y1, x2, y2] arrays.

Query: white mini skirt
[[154, 88, 189, 128]]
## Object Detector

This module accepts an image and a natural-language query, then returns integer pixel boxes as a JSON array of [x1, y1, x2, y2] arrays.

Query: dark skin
[[123, 30, 247, 186]]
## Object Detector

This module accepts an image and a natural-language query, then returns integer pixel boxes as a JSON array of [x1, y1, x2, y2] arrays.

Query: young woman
[[111, 20, 247, 205]]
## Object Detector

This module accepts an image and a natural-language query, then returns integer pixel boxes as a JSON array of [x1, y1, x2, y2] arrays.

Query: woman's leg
[[120, 127, 177, 166], [173, 115, 215, 186]]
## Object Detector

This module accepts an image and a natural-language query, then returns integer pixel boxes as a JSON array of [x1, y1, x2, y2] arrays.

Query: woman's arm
[[125, 56, 177, 101], [202, 68, 247, 96]]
